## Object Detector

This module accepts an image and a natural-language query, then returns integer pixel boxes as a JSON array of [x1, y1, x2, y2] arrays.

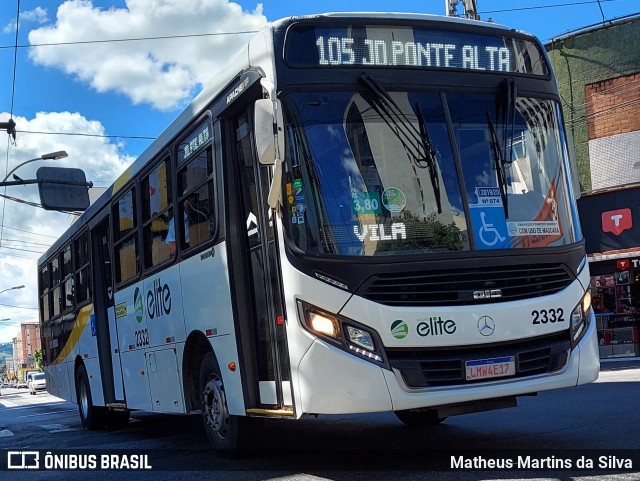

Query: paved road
[[0, 359, 638, 481]]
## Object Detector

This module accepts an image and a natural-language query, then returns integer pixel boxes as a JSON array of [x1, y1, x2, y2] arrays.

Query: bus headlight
[[307, 310, 340, 338], [299, 301, 387, 367], [571, 291, 591, 345], [345, 325, 375, 350]]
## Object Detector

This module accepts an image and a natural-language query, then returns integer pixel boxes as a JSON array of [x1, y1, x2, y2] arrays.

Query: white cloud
[[3, 7, 49, 34], [27, 0, 267, 111], [0, 110, 133, 343]]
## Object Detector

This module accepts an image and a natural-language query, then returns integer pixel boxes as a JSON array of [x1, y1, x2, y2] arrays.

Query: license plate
[[465, 356, 516, 381]]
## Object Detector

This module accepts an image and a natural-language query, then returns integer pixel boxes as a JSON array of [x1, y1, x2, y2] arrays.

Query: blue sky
[[0, 0, 637, 343]]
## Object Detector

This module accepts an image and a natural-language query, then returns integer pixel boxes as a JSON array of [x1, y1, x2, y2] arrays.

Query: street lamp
[[0, 318, 9, 322], [0, 285, 25, 295], [2, 151, 68, 183]]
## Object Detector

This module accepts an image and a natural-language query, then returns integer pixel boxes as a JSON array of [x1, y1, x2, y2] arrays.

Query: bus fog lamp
[[345, 325, 375, 350]]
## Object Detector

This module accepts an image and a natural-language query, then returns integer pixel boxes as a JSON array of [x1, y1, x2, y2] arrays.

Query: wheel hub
[[202, 374, 229, 439]]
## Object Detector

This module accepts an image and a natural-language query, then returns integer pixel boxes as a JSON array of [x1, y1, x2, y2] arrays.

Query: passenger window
[[113, 189, 139, 283], [177, 146, 215, 251], [142, 158, 173, 268]]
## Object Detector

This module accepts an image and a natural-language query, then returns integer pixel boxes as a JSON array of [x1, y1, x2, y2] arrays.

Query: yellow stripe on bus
[[51, 304, 94, 365], [113, 165, 133, 195]]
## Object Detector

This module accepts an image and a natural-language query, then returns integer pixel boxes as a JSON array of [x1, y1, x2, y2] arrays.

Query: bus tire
[[76, 365, 106, 430], [394, 409, 447, 427], [199, 351, 253, 456]]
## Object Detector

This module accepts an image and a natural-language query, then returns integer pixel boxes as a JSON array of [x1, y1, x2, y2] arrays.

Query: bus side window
[[142, 158, 173, 268], [178, 144, 215, 250], [113, 189, 139, 283]]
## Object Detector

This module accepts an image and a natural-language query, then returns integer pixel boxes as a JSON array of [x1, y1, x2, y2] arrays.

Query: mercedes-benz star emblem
[[477, 316, 496, 336]]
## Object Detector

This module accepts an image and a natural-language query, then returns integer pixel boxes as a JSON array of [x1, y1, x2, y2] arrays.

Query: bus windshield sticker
[[352, 191, 381, 215], [507, 221, 561, 237], [381, 187, 406, 213], [469, 207, 509, 250], [474, 187, 502, 207]]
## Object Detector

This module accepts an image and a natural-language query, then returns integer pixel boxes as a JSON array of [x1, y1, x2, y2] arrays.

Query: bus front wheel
[[199, 352, 253, 455], [394, 409, 447, 427], [75, 365, 106, 430]]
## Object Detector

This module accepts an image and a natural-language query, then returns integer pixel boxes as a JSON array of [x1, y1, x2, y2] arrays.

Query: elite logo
[[133, 287, 144, 324], [147, 278, 171, 320], [602, 208, 632, 236], [417, 317, 456, 336], [390, 320, 409, 340]]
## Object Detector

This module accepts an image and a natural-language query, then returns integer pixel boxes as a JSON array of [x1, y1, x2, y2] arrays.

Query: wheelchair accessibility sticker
[[470, 207, 509, 250]]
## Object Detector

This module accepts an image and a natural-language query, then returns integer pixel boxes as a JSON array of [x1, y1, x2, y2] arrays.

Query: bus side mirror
[[254, 99, 285, 166], [37, 166, 92, 211], [254, 98, 285, 209]]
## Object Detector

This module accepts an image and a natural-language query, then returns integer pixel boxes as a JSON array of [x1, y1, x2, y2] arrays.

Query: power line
[[0, 245, 45, 254], [0, 302, 38, 310], [568, 98, 640, 124], [479, 0, 618, 14], [9, 0, 20, 119], [2, 237, 51, 248], [16, 129, 156, 141], [1, 225, 58, 239], [2, 238, 51, 249], [0, 30, 259, 50]]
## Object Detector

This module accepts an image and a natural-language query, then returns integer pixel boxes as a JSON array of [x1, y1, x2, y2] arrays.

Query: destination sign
[[179, 120, 211, 163], [285, 25, 548, 76]]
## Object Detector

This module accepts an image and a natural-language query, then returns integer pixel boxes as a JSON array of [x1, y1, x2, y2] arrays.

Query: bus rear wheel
[[75, 365, 106, 430], [199, 352, 254, 456], [394, 409, 447, 427]]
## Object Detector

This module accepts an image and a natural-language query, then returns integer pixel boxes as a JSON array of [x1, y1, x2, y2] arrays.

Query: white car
[[28, 373, 46, 395]]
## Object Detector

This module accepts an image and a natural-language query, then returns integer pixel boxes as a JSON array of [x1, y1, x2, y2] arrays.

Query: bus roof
[[273, 11, 514, 31]]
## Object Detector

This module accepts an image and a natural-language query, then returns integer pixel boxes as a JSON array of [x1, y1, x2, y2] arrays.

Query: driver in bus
[[165, 193, 208, 256]]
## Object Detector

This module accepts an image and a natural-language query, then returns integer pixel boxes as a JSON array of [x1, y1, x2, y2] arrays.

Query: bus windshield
[[283, 88, 576, 256]]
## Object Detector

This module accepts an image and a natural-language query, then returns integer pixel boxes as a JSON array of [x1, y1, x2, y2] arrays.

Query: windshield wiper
[[415, 102, 442, 214], [501, 77, 517, 168], [486, 77, 518, 219], [359, 73, 442, 214], [486, 111, 509, 218]]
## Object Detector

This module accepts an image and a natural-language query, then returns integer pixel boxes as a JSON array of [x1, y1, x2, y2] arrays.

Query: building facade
[[546, 15, 640, 358], [10, 322, 42, 379]]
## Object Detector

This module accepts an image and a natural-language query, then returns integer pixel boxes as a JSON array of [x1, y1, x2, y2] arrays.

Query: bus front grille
[[358, 263, 573, 307], [387, 331, 571, 388]]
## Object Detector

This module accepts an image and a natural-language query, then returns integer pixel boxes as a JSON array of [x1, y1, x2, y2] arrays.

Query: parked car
[[28, 373, 46, 395], [16, 381, 28, 389]]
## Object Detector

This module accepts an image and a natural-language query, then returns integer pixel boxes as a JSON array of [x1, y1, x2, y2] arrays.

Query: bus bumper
[[297, 318, 599, 415]]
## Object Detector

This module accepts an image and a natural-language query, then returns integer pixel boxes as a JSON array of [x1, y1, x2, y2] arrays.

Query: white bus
[[39, 12, 600, 453]]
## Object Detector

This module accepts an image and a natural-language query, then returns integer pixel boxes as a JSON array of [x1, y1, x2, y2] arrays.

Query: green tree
[[33, 348, 44, 371]]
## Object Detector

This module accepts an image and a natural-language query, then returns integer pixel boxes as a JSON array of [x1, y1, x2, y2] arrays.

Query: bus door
[[90, 215, 125, 404], [225, 108, 292, 412]]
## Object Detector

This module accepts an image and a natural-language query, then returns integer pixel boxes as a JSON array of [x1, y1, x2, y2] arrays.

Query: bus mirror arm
[[267, 157, 282, 210]]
